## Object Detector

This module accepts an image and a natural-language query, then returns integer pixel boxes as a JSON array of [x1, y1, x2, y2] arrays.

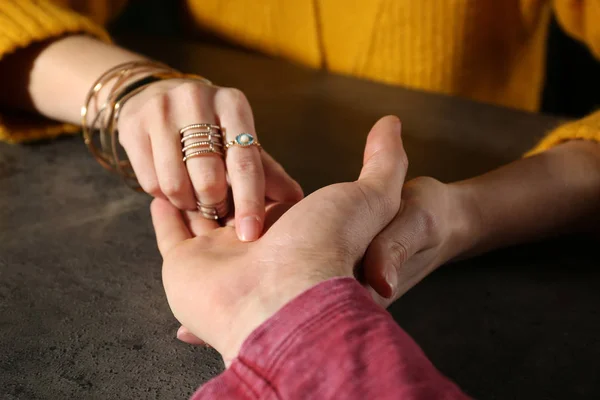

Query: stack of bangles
[[81, 60, 261, 220]]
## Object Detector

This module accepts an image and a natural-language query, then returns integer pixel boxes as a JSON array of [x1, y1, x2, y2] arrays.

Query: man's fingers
[[358, 115, 407, 203], [150, 198, 192, 256], [176, 326, 207, 346]]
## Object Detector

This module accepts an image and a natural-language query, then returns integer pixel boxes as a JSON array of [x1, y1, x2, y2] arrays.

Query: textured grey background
[[0, 137, 223, 399]]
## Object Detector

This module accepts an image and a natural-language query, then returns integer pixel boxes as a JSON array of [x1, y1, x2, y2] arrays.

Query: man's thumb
[[358, 115, 407, 198], [356, 116, 408, 220]]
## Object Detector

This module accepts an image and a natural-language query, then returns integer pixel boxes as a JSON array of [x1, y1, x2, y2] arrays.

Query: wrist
[[220, 260, 343, 364], [444, 181, 483, 261], [30, 35, 145, 123], [257, 268, 343, 323]]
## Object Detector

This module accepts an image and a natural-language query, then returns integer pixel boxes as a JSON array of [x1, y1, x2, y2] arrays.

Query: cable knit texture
[[0, 0, 599, 151], [527, 110, 600, 156]]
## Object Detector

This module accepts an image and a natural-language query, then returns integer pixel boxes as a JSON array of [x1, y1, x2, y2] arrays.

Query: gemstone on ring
[[235, 133, 255, 146]]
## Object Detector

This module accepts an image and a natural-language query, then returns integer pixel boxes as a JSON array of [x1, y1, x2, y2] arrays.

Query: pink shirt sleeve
[[191, 277, 469, 399]]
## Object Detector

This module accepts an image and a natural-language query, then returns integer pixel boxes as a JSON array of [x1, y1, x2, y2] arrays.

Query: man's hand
[[151, 116, 408, 363]]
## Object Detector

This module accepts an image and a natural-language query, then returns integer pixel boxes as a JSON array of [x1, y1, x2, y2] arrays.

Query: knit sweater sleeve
[[0, 0, 111, 143], [526, 110, 600, 156], [525, 1, 600, 156]]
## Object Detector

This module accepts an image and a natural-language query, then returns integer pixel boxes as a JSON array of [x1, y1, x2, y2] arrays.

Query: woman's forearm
[[455, 140, 600, 257], [0, 35, 145, 124]]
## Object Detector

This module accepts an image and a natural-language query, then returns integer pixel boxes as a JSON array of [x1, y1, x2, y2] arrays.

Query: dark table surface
[[1, 36, 598, 400]]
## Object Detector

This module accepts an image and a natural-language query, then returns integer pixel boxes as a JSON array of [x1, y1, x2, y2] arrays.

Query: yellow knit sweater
[[0, 0, 599, 153]]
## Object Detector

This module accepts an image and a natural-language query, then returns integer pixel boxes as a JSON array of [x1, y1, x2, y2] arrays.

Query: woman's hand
[[363, 177, 474, 306], [365, 139, 600, 307], [119, 79, 303, 241], [0, 33, 302, 239]]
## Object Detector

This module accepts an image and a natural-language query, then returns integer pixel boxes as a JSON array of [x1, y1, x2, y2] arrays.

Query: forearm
[[195, 278, 467, 399], [0, 35, 146, 124], [455, 140, 600, 257]]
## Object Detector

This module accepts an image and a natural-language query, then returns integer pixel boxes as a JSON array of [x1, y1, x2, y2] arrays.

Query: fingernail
[[385, 265, 397, 297], [239, 216, 261, 241], [176, 326, 189, 340], [176, 327, 206, 345]]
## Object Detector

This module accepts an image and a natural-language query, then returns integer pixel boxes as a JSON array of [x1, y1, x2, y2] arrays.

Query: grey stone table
[[1, 36, 598, 399]]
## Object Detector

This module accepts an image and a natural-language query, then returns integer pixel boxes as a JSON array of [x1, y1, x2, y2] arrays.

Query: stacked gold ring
[[180, 123, 225, 162], [180, 123, 229, 219], [196, 198, 229, 220]]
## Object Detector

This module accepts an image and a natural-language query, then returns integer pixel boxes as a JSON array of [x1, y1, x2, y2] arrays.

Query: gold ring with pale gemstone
[[224, 133, 262, 151]]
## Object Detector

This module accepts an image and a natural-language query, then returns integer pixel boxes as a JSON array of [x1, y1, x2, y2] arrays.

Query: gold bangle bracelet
[[82, 61, 175, 169]]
